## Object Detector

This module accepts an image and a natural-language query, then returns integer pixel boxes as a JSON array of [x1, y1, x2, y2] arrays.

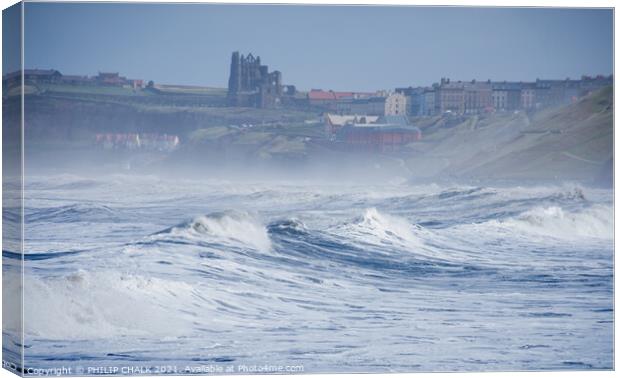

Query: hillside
[[5, 82, 613, 185], [406, 86, 613, 185], [10, 93, 316, 144]]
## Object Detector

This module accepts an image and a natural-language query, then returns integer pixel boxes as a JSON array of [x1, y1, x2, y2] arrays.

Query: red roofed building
[[332, 91, 355, 99], [308, 89, 337, 105]]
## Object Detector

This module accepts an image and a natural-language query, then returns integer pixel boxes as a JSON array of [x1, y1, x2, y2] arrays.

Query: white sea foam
[[333, 208, 426, 252], [503, 205, 613, 240], [464, 204, 614, 241], [19, 177, 614, 371], [23, 270, 198, 339], [167, 211, 272, 252]]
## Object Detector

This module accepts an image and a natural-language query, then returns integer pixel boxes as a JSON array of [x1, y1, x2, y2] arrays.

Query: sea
[[2, 174, 614, 373]]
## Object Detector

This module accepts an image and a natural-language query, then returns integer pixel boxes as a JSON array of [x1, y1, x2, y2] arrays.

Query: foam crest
[[340, 208, 425, 249], [268, 218, 309, 235], [165, 210, 272, 252], [22, 270, 198, 339], [503, 205, 612, 240]]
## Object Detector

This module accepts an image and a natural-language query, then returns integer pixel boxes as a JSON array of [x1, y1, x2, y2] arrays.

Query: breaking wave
[[332, 208, 427, 251], [16, 177, 614, 371], [20, 270, 199, 339], [482, 204, 613, 240], [156, 210, 272, 252], [267, 218, 309, 237], [505, 205, 613, 240]]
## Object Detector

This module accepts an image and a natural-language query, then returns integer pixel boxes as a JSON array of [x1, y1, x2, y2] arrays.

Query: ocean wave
[[550, 187, 587, 202], [26, 174, 104, 191], [437, 186, 493, 200], [477, 204, 613, 240], [27, 204, 117, 223], [265, 211, 456, 276], [331, 208, 426, 252], [506, 205, 612, 240], [267, 218, 309, 236], [20, 270, 199, 339], [156, 210, 272, 252], [15, 176, 614, 370]]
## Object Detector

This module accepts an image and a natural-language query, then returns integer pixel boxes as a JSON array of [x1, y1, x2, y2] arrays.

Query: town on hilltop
[[2, 51, 613, 153]]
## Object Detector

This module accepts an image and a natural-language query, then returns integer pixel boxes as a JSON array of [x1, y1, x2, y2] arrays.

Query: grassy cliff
[[8, 81, 613, 185], [406, 86, 613, 185]]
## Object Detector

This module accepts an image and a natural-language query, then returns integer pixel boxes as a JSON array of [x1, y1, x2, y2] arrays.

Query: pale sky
[[11, 3, 615, 91]]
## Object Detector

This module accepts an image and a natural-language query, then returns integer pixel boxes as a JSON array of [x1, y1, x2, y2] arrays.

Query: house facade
[[385, 92, 408, 115]]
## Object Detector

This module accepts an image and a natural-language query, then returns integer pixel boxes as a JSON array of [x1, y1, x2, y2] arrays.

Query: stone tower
[[227, 51, 241, 97], [227, 51, 284, 108]]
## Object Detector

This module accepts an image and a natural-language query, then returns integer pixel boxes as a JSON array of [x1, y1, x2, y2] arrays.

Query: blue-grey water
[[3, 175, 613, 373]]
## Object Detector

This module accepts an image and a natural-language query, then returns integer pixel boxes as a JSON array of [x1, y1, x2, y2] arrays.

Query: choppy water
[[3, 175, 614, 373]]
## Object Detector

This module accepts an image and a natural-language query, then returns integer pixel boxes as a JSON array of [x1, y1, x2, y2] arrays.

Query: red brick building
[[327, 114, 421, 152]]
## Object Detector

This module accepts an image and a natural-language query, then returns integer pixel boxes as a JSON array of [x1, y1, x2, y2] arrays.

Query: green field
[[32, 82, 229, 100], [155, 84, 227, 96], [36, 82, 151, 96]]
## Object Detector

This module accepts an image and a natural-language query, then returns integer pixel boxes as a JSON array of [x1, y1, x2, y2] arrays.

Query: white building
[[385, 92, 408, 116]]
